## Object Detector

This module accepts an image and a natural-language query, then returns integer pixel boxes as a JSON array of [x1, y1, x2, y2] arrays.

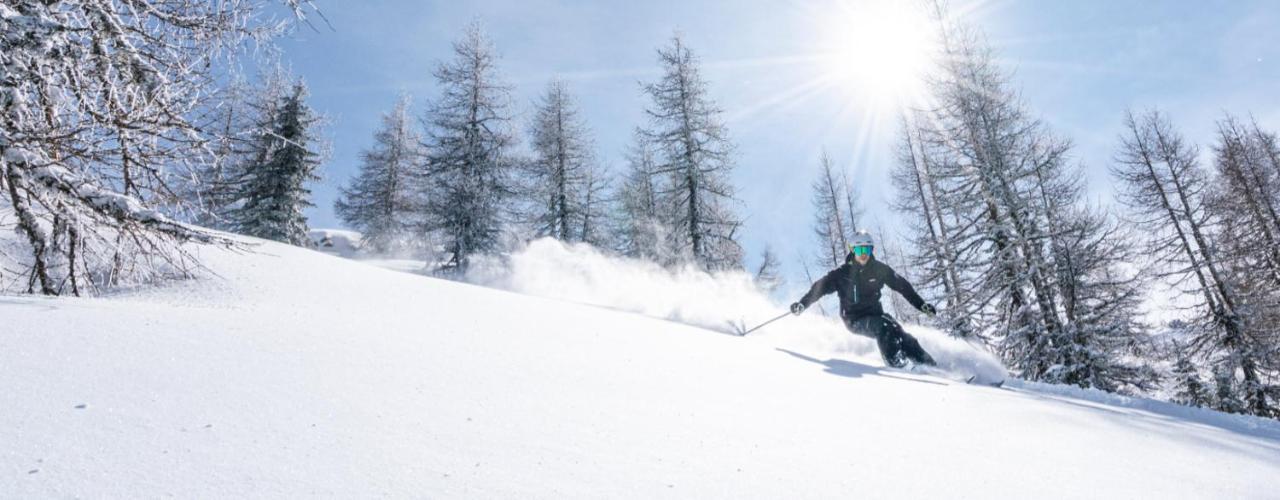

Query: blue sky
[[276, 0, 1279, 291]]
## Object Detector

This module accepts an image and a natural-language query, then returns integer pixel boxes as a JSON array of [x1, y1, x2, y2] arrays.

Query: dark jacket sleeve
[[883, 263, 927, 311], [798, 266, 842, 308]]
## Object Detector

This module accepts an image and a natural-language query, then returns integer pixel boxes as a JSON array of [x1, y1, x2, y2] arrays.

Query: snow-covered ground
[[3, 237, 1278, 498]]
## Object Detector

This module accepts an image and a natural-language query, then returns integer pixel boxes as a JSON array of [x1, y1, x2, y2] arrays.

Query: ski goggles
[[850, 245, 874, 256]]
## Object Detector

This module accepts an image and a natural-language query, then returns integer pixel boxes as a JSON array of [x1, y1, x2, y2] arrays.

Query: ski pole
[[736, 311, 791, 336]]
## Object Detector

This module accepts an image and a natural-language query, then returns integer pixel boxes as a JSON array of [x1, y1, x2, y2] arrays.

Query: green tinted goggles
[[850, 245, 874, 256]]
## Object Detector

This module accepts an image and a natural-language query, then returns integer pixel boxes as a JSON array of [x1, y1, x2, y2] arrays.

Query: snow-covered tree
[[615, 130, 670, 261], [192, 66, 294, 231], [1171, 341, 1212, 408], [579, 164, 613, 248], [523, 80, 603, 243], [228, 82, 324, 246], [421, 23, 518, 271], [1211, 115, 1280, 284], [892, 15, 1151, 390], [1209, 116, 1280, 358], [0, 0, 306, 295], [640, 34, 744, 271], [1113, 109, 1276, 417], [891, 112, 977, 337], [335, 94, 425, 254]]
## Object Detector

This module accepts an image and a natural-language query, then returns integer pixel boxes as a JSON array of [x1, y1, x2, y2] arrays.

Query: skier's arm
[[885, 267, 927, 311], [797, 268, 840, 309]]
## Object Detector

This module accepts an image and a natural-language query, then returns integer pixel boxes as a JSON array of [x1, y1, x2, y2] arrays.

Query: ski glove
[[790, 302, 806, 315], [920, 303, 937, 316]]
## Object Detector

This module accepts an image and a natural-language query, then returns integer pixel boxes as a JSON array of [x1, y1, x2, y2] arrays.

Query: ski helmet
[[850, 230, 874, 249], [848, 230, 875, 259]]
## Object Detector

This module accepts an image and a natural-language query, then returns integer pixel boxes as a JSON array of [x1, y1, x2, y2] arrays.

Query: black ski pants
[[844, 314, 936, 368]]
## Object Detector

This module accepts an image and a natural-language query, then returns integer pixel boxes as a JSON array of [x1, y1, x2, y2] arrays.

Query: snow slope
[[3, 238, 1278, 498]]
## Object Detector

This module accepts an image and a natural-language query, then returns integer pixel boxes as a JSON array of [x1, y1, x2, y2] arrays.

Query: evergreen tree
[[1214, 368, 1247, 414], [1172, 342, 1212, 408], [230, 82, 324, 246], [194, 66, 294, 231], [334, 95, 424, 254], [640, 34, 744, 271], [421, 23, 518, 271]]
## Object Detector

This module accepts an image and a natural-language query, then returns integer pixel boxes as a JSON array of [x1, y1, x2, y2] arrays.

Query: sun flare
[[819, 0, 940, 107]]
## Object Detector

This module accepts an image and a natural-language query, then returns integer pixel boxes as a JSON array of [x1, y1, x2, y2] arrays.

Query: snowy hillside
[[3, 238, 1279, 498]]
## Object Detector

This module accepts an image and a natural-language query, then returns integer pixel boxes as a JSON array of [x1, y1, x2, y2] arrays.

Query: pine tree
[[334, 95, 424, 254], [640, 34, 744, 271], [421, 23, 518, 271], [230, 82, 324, 246]]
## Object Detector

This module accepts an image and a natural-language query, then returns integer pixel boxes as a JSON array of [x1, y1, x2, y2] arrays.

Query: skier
[[790, 230, 939, 368]]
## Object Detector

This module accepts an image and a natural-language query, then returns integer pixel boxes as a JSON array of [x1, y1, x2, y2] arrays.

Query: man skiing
[[790, 230, 938, 368]]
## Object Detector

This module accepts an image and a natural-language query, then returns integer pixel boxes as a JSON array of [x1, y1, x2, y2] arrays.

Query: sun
[[818, 0, 940, 108]]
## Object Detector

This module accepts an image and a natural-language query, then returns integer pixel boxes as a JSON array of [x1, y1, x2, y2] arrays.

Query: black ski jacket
[[797, 256, 926, 320]]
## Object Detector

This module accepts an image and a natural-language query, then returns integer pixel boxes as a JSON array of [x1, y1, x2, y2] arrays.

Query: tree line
[[329, 25, 750, 276], [885, 13, 1279, 418], [1, 9, 755, 297]]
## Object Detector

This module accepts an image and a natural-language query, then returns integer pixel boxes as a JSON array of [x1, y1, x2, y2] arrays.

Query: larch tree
[[0, 0, 309, 295], [893, 16, 1151, 391], [640, 34, 744, 271], [615, 130, 669, 261], [420, 23, 519, 272], [524, 80, 601, 243], [1112, 109, 1277, 416], [335, 94, 425, 255], [810, 150, 861, 269]]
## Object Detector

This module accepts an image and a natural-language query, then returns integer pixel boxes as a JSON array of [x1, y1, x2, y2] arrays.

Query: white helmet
[[850, 230, 874, 249]]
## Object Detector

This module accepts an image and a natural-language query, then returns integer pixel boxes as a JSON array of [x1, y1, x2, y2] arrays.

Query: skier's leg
[[882, 315, 936, 366], [846, 316, 908, 367], [843, 316, 878, 340], [872, 317, 907, 368]]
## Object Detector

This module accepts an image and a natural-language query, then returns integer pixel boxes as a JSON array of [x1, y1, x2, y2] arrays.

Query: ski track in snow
[[3, 236, 1279, 498]]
